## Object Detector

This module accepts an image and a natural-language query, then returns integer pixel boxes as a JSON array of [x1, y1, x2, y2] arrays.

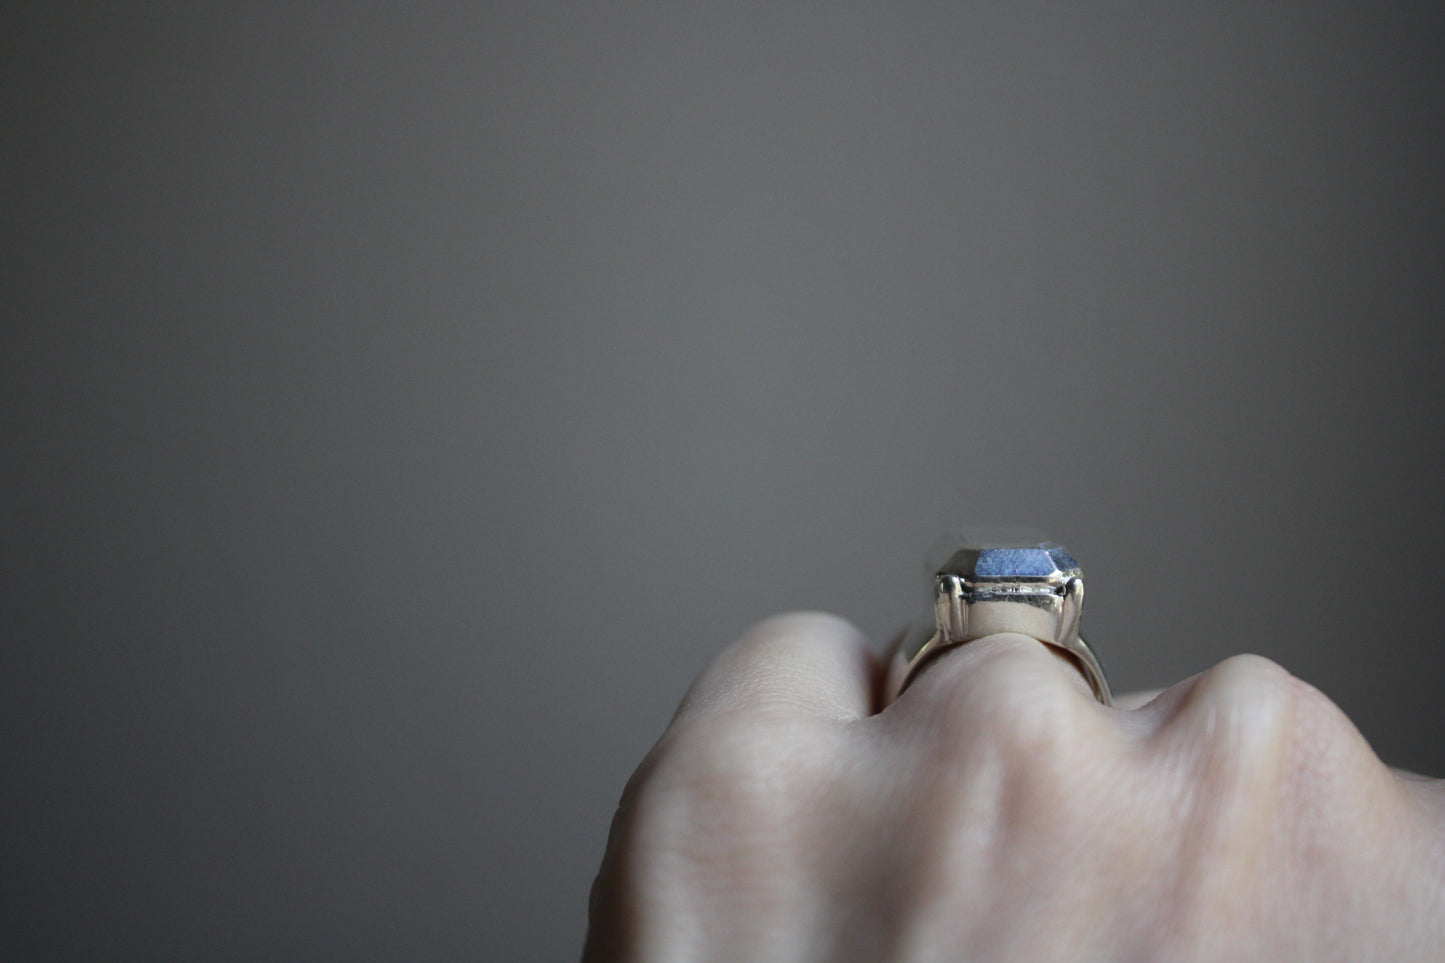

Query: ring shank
[[885, 630, 1113, 707]]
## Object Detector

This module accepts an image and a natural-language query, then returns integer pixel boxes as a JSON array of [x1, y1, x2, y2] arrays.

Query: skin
[[583, 613, 1445, 962]]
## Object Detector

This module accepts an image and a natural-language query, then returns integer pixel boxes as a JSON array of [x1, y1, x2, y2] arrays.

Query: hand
[[583, 613, 1445, 962]]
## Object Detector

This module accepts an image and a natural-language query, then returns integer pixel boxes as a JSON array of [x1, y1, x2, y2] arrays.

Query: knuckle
[[681, 611, 869, 720], [1179, 654, 1301, 758], [730, 611, 861, 674], [644, 713, 838, 842], [1165, 654, 1367, 792], [1142, 655, 1392, 952], [1204, 652, 1296, 691], [1149, 656, 1304, 916]]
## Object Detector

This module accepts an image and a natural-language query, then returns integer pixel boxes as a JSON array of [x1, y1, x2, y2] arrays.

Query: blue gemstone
[[973, 547, 1057, 578], [1047, 546, 1080, 572]]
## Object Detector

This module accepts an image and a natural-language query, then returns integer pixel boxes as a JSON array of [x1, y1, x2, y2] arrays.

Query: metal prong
[[1058, 577, 1084, 645], [935, 574, 966, 641]]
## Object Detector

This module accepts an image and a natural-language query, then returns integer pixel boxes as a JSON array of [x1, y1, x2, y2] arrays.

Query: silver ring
[[884, 529, 1113, 706]]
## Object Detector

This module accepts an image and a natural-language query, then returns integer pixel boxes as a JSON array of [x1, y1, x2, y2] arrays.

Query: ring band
[[883, 531, 1113, 706]]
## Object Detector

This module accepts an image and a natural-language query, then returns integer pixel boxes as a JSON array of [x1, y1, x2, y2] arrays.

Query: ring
[[883, 529, 1113, 706]]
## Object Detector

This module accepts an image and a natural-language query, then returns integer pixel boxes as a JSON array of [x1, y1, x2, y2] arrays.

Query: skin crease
[[583, 614, 1445, 963]]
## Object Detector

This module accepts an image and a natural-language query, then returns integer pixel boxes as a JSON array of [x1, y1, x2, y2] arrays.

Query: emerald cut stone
[[933, 528, 1081, 586]]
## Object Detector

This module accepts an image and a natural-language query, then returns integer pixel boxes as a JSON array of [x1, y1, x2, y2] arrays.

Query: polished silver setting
[[884, 529, 1113, 706]]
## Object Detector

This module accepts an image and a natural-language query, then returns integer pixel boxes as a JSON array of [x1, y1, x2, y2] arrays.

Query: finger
[[899, 632, 1100, 704], [1148, 655, 1403, 794], [1393, 769, 1445, 822], [889, 632, 1105, 729], [1113, 688, 1165, 711], [672, 611, 880, 724], [1144, 655, 1297, 747], [881, 620, 913, 665]]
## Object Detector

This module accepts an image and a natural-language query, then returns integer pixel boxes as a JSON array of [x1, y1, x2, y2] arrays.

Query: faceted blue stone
[[973, 547, 1058, 578], [1047, 546, 1080, 572]]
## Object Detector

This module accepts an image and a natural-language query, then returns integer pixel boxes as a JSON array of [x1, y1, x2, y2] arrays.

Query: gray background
[[6, 2, 1444, 959]]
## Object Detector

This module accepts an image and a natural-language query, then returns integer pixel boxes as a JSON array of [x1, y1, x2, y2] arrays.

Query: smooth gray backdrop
[[6, 2, 1444, 959]]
